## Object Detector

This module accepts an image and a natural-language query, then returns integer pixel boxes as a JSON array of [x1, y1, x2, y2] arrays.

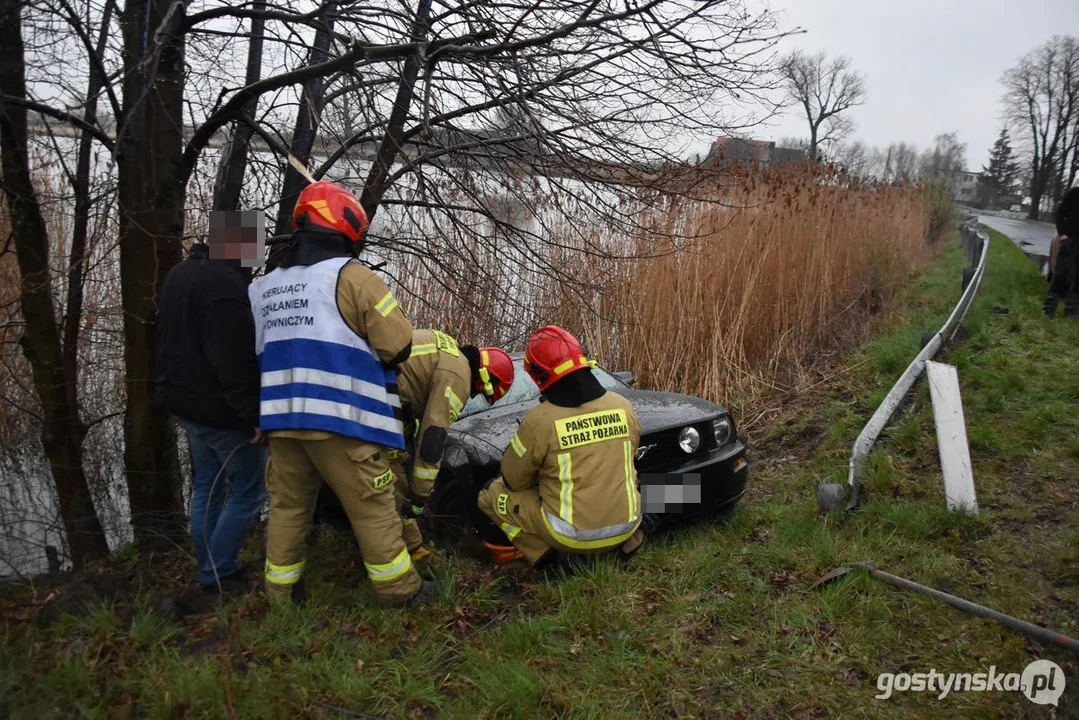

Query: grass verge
[[1, 227, 1077, 719]]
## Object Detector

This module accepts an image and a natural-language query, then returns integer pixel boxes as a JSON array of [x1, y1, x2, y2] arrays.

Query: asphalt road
[[978, 214, 1057, 275]]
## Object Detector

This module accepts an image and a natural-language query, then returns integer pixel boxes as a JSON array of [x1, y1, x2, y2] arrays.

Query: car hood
[[448, 387, 724, 464], [618, 388, 724, 431]]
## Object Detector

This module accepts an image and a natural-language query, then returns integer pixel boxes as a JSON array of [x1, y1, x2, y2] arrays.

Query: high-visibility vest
[[249, 257, 405, 449]]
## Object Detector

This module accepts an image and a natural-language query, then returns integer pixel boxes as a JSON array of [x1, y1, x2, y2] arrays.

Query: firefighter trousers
[[264, 435, 421, 604], [478, 477, 642, 565], [388, 449, 423, 553]]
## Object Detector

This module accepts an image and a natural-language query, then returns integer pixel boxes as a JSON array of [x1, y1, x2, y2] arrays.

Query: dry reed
[[399, 163, 930, 426]]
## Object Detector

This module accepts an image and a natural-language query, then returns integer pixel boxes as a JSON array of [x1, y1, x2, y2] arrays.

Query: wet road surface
[[978, 215, 1056, 275]]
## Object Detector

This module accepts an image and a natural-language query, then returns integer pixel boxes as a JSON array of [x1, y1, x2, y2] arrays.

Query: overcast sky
[[755, 0, 1079, 169]]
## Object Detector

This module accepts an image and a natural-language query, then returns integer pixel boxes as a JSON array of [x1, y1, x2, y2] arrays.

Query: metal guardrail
[[816, 222, 990, 512]]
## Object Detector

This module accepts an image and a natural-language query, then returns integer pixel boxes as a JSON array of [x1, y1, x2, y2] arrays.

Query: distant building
[[701, 137, 808, 166], [953, 171, 981, 204]]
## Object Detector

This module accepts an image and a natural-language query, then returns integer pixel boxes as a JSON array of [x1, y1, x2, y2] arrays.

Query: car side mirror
[[613, 370, 635, 387]]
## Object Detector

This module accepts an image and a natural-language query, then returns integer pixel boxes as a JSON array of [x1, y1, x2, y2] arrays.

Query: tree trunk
[[65, 0, 116, 380], [1029, 163, 1054, 221], [1027, 148, 1044, 221], [360, 0, 434, 220], [1054, 124, 1071, 206], [272, 2, 337, 239], [0, 0, 109, 567], [213, 2, 265, 213], [117, 0, 186, 551], [807, 121, 821, 164]]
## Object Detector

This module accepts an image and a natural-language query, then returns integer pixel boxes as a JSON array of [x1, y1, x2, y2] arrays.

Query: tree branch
[[0, 96, 115, 152], [181, 29, 496, 181]]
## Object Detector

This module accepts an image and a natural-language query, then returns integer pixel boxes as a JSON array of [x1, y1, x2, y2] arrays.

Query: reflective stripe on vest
[[250, 257, 405, 449], [623, 439, 638, 518], [544, 437, 641, 551], [557, 453, 574, 525], [542, 510, 640, 551]]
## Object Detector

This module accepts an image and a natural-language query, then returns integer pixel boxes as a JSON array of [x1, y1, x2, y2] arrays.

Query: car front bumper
[[638, 441, 748, 522]]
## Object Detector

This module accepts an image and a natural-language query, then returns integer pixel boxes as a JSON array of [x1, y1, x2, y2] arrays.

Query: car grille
[[634, 421, 714, 470]]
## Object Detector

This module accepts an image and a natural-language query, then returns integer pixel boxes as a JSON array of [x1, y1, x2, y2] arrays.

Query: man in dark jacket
[[153, 237, 266, 594], [1045, 187, 1079, 318]]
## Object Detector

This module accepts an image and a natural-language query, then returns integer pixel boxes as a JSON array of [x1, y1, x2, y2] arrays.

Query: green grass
[[1, 228, 1077, 718]]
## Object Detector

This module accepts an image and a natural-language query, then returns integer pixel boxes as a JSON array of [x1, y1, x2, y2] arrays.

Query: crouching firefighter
[[249, 181, 436, 607], [477, 325, 645, 569], [393, 330, 515, 553]]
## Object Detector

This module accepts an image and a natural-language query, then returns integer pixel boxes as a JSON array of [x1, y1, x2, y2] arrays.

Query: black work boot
[[291, 578, 308, 606], [540, 552, 594, 580], [532, 548, 558, 578], [405, 579, 439, 607], [200, 567, 258, 597], [563, 553, 594, 575], [616, 529, 646, 564]]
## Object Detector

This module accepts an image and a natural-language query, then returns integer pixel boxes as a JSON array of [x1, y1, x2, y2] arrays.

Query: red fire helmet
[[523, 325, 591, 392], [475, 347, 515, 401], [292, 181, 369, 245]]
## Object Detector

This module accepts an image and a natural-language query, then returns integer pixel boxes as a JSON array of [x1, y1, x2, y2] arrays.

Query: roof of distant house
[[712, 137, 773, 149]]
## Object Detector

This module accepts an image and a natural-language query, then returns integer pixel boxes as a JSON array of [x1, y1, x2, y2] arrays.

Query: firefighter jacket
[[249, 257, 411, 449], [501, 390, 642, 551], [395, 329, 471, 497]]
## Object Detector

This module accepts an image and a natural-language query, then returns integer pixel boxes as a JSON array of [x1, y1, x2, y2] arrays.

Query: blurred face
[[208, 210, 265, 266]]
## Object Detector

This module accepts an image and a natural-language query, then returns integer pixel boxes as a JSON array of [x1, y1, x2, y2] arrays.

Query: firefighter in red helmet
[[388, 332, 514, 554], [250, 181, 436, 606], [477, 325, 645, 569], [312, 330, 516, 553]]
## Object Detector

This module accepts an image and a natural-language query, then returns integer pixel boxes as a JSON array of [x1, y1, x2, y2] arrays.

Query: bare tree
[[1050, 110, 1079, 202], [212, 2, 266, 213], [779, 49, 866, 161], [1002, 35, 1079, 219], [878, 142, 919, 183], [833, 140, 870, 178], [0, 0, 118, 566], [918, 131, 966, 181], [270, 2, 341, 238]]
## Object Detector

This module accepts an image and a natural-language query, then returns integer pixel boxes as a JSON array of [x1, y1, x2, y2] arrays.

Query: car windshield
[[460, 359, 626, 417]]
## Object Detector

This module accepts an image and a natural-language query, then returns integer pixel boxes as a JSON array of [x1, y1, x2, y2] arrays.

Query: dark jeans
[[1044, 269, 1079, 317], [179, 420, 267, 585], [1045, 239, 1079, 318]]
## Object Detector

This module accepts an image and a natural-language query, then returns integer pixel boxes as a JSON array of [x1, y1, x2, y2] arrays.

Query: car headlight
[[678, 426, 700, 454], [712, 416, 733, 446]]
